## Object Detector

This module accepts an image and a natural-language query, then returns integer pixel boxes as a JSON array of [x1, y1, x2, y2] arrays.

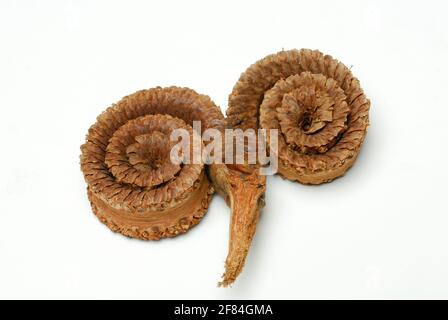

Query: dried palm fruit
[[80, 87, 222, 239], [80, 86, 266, 287], [228, 49, 370, 184]]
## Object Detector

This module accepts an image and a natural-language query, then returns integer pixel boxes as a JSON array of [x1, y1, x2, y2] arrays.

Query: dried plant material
[[79, 49, 370, 287], [228, 49, 370, 184], [80, 87, 223, 239], [218, 48, 371, 285], [80, 86, 266, 287], [209, 164, 266, 287]]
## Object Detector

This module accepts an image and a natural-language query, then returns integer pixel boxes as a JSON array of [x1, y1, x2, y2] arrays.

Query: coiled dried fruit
[[80, 48, 370, 288], [228, 49, 370, 184], [80, 86, 266, 287], [80, 87, 222, 239]]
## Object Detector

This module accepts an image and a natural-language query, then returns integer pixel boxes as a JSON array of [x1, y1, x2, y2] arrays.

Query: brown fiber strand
[[80, 86, 266, 287]]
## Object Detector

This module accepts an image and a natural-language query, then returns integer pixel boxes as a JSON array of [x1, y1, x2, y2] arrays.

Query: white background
[[1, 0, 447, 299]]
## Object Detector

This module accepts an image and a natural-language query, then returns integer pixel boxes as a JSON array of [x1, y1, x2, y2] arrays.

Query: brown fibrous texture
[[227, 49, 370, 184], [209, 164, 266, 287], [80, 48, 370, 287], [80, 86, 266, 287], [80, 87, 223, 240]]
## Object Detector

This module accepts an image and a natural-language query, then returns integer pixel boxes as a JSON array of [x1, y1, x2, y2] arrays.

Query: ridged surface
[[80, 87, 224, 239], [228, 49, 370, 184]]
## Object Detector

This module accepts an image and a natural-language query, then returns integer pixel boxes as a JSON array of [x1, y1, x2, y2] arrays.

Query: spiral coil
[[80, 87, 224, 240], [228, 49, 370, 184]]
